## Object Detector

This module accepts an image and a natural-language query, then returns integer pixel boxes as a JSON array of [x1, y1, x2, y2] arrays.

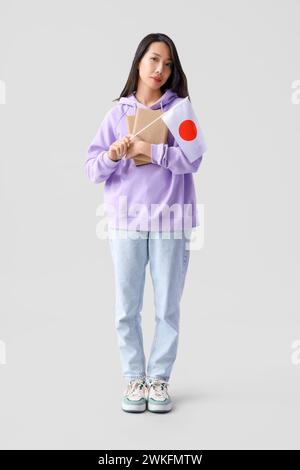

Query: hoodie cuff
[[102, 151, 121, 167], [151, 143, 164, 166]]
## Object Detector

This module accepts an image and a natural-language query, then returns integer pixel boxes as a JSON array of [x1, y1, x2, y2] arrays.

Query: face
[[137, 42, 173, 90]]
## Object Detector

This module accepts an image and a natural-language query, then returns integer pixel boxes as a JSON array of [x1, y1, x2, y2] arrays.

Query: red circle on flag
[[179, 119, 197, 141]]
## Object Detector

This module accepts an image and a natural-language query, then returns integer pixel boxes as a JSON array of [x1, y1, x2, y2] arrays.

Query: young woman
[[85, 33, 206, 413]]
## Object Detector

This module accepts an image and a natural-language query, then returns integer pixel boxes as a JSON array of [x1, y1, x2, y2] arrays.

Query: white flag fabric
[[161, 97, 207, 163]]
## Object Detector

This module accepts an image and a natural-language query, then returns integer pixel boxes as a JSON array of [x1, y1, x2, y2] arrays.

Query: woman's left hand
[[124, 134, 143, 159]]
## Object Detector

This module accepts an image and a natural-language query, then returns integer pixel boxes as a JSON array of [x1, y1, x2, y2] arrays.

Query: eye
[[151, 57, 173, 68]]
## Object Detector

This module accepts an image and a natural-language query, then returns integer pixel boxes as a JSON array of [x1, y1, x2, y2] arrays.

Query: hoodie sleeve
[[85, 107, 121, 184], [150, 139, 204, 175]]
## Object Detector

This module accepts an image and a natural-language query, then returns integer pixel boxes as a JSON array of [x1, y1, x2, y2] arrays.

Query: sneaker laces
[[124, 378, 146, 400], [148, 379, 169, 401]]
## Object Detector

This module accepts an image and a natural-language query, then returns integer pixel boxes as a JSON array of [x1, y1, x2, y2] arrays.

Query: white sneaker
[[122, 377, 147, 413], [147, 378, 173, 413]]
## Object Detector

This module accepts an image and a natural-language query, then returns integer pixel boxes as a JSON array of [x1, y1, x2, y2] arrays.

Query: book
[[126, 108, 168, 166], [126, 115, 149, 165]]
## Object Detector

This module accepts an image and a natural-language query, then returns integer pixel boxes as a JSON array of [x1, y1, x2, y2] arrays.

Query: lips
[[151, 76, 162, 82]]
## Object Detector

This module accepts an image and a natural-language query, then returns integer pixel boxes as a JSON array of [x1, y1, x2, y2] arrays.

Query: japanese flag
[[161, 97, 207, 162]]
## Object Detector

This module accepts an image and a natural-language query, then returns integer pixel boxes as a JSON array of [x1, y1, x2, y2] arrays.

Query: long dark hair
[[112, 33, 191, 103]]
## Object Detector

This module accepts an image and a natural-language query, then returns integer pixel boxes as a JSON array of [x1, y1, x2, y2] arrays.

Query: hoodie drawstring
[[118, 94, 164, 135]]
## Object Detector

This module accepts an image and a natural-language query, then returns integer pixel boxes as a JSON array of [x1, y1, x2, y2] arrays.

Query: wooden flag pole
[[131, 97, 188, 138]]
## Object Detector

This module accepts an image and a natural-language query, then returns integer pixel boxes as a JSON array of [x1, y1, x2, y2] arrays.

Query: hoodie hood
[[118, 89, 178, 116]]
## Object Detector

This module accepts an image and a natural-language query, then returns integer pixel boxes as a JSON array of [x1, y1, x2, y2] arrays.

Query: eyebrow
[[150, 52, 173, 62]]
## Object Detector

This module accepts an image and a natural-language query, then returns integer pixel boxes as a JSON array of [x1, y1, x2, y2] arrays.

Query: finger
[[110, 145, 116, 159], [119, 143, 124, 156], [110, 150, 117, 160], [125, 139, 130, 149]]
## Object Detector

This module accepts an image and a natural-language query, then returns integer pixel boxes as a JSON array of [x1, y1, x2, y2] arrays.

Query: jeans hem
[[124, 374, 146, 380], [146, 375, 170, 383]]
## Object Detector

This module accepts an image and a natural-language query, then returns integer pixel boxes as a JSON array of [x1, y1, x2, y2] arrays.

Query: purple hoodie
[[85, 89, 206, 231]]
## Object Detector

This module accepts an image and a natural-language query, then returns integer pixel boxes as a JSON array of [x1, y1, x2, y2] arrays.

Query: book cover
[[126, 108, 168, 166]]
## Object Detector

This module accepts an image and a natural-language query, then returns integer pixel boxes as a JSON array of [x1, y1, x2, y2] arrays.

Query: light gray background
[[1, 0, 300, 450]]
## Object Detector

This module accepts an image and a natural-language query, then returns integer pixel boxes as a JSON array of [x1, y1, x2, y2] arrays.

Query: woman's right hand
[[108, 136, 131, 161]]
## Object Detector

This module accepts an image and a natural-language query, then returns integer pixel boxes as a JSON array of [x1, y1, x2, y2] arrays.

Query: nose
[[155, 64, 163, 75]]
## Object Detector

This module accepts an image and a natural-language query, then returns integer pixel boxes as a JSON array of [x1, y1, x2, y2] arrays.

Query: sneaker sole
[[122, 402, 147, 413], [147, 402, 173, 413]]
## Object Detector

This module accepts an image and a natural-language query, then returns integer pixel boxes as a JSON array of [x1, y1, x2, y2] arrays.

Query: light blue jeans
[[108, 229, 192, 384]]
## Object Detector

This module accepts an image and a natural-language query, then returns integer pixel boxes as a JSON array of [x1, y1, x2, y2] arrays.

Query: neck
[[134, 82, 163, 107]]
